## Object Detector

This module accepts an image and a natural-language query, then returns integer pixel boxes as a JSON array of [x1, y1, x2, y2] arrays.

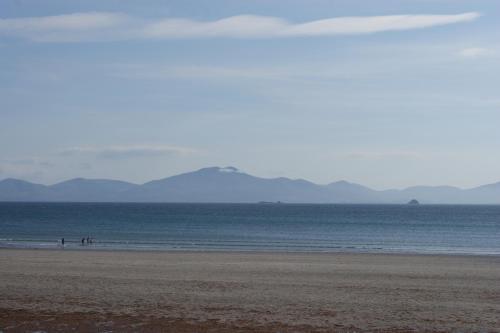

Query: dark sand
[[1, 249, 499, 332]]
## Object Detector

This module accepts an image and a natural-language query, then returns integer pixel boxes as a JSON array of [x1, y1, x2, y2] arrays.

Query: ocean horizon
[[2, 202, 499, 255]]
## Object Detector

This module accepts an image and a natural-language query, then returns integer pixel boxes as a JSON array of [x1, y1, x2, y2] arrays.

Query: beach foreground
[[1, 249, 499, 332]]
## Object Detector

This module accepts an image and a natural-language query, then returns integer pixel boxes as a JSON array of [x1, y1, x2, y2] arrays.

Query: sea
[[1, 202, 499, 255]]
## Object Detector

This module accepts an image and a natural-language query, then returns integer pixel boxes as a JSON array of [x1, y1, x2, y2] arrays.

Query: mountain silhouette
[[1, 167, 499, 203]]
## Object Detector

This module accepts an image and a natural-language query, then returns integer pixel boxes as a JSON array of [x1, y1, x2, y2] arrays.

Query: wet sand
[[1, 249, 499, 332]]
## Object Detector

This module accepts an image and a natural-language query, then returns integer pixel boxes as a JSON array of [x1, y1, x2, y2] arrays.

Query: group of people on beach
[[60, 236, 94, 247], [81, 236, 93, 245]]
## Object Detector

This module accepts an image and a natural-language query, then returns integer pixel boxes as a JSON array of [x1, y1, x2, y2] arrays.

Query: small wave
[[1, 238, 500, 256]]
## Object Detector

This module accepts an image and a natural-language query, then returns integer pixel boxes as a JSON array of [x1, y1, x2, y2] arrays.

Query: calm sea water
[[1, 203, 499, 255]]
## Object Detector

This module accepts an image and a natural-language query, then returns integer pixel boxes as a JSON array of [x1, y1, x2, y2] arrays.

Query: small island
[[407, 199, 420, 205]]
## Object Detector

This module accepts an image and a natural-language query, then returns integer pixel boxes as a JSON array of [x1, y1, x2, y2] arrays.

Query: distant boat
[[407, 199, 420, 205]]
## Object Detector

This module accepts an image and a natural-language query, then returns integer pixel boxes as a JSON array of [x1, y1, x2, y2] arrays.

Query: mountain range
[[1, 166, 499, 204]]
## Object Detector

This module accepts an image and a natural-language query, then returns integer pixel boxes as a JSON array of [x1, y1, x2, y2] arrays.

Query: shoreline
[[1, 249, 500, 332], [2, 244, 500, 257]]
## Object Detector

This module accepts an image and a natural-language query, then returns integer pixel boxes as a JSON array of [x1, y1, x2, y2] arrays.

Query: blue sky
[[1, 0, 499, 189]]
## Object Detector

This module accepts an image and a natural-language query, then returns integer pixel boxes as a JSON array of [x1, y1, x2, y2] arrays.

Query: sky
[[1, 0, 499, 189]]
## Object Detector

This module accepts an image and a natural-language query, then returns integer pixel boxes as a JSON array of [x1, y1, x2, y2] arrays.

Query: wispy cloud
[[0, 12, 126, 30], [0, 12, 131, 41], [60, 145, 197, 159], [145, 12, 479, 39], [0, 158, 54, 167], [341, 151, 424, 160], [458, 47, 490, 58], [110, 64, 292, 81], [279, 13, 480, 36], [0, 12, 480, 42], [0, 158, 54, 181]]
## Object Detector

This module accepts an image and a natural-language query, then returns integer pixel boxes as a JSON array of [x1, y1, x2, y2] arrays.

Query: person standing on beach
[[81, 237, 85, 246], [61, 238, 65, 247]]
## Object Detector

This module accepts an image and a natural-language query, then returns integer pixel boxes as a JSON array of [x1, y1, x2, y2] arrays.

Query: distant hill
[[325, 180, 379, 203], [122, 167, 333, 203], [0, 178, 53, 201], [50, 178, 138, 202], [0, 166, 499, 203]]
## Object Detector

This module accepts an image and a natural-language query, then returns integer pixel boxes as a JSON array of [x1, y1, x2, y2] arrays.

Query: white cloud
[[458, 47, 490, 58], [138, 12, 482, 38], [144, 15, 288, 38], [0, 12, 480, 42], [278, 12, 480, 37], [60, 145, 197, 159]]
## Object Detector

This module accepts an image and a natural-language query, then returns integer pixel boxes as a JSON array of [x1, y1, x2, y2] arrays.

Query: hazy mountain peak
[[59, 177, 87, 183], [327, 180, 372, 190], [54, 177, 135, 185], [329, 180, 353, 186]]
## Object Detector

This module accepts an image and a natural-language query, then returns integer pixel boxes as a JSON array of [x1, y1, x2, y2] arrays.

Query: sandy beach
[[1, 249, 499, 332]]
